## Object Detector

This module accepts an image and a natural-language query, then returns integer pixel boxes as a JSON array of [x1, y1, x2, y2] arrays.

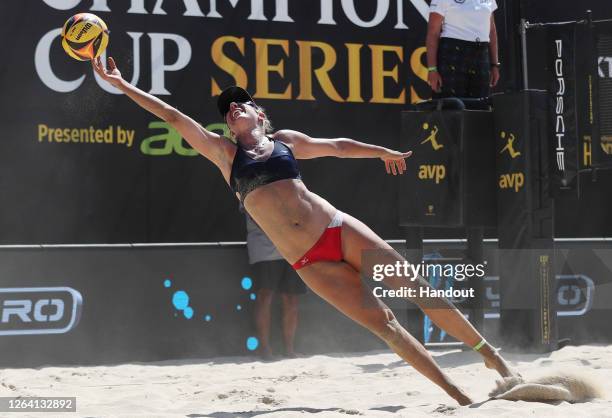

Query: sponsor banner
[[548, 24, 579, 191], [407, 247, 612, 347], [0, 0, 441, 244], [398, 108, 496, 228], [0, 246, 400, 367], [0, 287, 82, 336], [2, 0, 612, 242], [399, 110, 462, 226], [493, 92, 530, 247], [593, 26, 612, 167], [493, 91, 557, 350], [0, 244, 611, 367], [522, 2, 612, 235]]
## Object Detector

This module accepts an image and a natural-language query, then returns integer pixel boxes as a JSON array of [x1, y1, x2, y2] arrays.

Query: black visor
[[217, 86, 255, 117]]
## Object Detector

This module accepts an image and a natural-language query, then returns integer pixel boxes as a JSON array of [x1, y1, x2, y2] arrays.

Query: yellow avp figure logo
[[417, 122, 446, 184], [500, 131, 521, 159], [420, 123, 444, 151], [498, 131, 525, 193]]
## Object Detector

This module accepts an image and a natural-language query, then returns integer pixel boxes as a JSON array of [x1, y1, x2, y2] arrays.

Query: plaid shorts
[[434, 37, 491, 99]]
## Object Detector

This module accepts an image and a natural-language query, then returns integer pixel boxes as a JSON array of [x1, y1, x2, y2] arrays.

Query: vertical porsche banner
[[548, 24, 580, 192]]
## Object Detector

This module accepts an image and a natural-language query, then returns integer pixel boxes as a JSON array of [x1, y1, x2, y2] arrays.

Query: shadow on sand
[[187, 404, 407, 417]]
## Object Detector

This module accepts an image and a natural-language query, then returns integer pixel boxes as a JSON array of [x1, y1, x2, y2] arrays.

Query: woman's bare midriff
[[242, 178, 337, 264]]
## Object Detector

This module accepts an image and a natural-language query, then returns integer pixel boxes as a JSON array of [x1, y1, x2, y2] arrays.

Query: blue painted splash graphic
[[162, 276, 261, 352], [246, 336, 259, 351], [241, 277, 253, 290], [172, 291, 189, 310]]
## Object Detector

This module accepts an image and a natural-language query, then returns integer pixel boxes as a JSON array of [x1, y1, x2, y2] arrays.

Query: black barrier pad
[[0, 247, 411, 367], [1, 243, 612, 366], [493, 91, 557, 352]]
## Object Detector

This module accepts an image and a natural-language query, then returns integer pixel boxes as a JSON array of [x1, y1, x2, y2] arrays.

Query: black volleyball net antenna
[[520, 10, 612, 195]]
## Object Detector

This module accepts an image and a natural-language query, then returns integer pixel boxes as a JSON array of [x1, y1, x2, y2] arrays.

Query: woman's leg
[[297, 261, 472, 405], [340, 213, 515, 377]]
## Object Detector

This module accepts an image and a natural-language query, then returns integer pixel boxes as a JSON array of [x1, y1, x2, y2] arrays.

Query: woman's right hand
[[428, 71, 443, 93], [92, 56, 124, 88]]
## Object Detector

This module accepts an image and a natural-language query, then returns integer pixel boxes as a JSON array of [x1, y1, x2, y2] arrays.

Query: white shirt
[[430, 0, 497, 42]]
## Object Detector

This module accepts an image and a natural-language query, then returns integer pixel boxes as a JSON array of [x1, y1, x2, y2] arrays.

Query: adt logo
[[0, 287, 83, 336]]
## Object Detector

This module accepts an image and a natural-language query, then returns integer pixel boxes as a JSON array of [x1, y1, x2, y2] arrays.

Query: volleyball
[[61, 13, 109, 61]]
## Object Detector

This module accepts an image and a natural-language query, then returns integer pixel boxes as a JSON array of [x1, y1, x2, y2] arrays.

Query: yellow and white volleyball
[[61, 13, 109, 61]]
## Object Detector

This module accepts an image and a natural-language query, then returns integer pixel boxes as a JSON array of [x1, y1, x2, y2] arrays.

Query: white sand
[[1, 345, 610, 418]]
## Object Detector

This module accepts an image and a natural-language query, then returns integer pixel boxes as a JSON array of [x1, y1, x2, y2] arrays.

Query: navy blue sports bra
[[230, 139, 301, 201]]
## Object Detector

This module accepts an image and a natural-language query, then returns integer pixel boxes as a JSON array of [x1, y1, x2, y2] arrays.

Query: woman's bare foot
[[479, 344, 517, 378]]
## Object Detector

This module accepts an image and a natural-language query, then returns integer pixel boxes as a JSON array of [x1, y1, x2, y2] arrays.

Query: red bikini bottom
[[291, 211, 343, 270]]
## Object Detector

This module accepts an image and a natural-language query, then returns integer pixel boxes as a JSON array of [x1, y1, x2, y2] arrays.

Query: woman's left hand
[[490, 66, 500, 87], [380, 149, 413, 175]]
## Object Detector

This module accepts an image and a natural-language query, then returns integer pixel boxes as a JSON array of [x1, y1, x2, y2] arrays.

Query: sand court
[[0, 345, 609, 417]]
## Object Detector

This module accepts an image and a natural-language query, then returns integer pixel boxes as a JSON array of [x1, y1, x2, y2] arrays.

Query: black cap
[[217, 86, 255, 117]]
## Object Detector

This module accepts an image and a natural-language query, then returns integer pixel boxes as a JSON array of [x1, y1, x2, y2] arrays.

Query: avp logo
[[498, 130, 524, 192], [499, 173, 524, 192], [0, 287, 83, 336], [500, 131, 521, 159], [420, 123, 443, 151], [418, 165, 446, 184]]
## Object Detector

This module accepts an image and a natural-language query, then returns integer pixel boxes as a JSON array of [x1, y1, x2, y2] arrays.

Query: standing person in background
[[426, 0, 500, 99], [244, 209, 307, 359]]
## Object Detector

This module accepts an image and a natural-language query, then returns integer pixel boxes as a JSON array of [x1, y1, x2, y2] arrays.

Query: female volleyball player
[[92, 56, 515, 405]]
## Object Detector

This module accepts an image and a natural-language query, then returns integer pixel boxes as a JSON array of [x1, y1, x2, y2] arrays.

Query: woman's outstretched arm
[[275, 129, 412, 176], [92, 56, 228, 166]]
